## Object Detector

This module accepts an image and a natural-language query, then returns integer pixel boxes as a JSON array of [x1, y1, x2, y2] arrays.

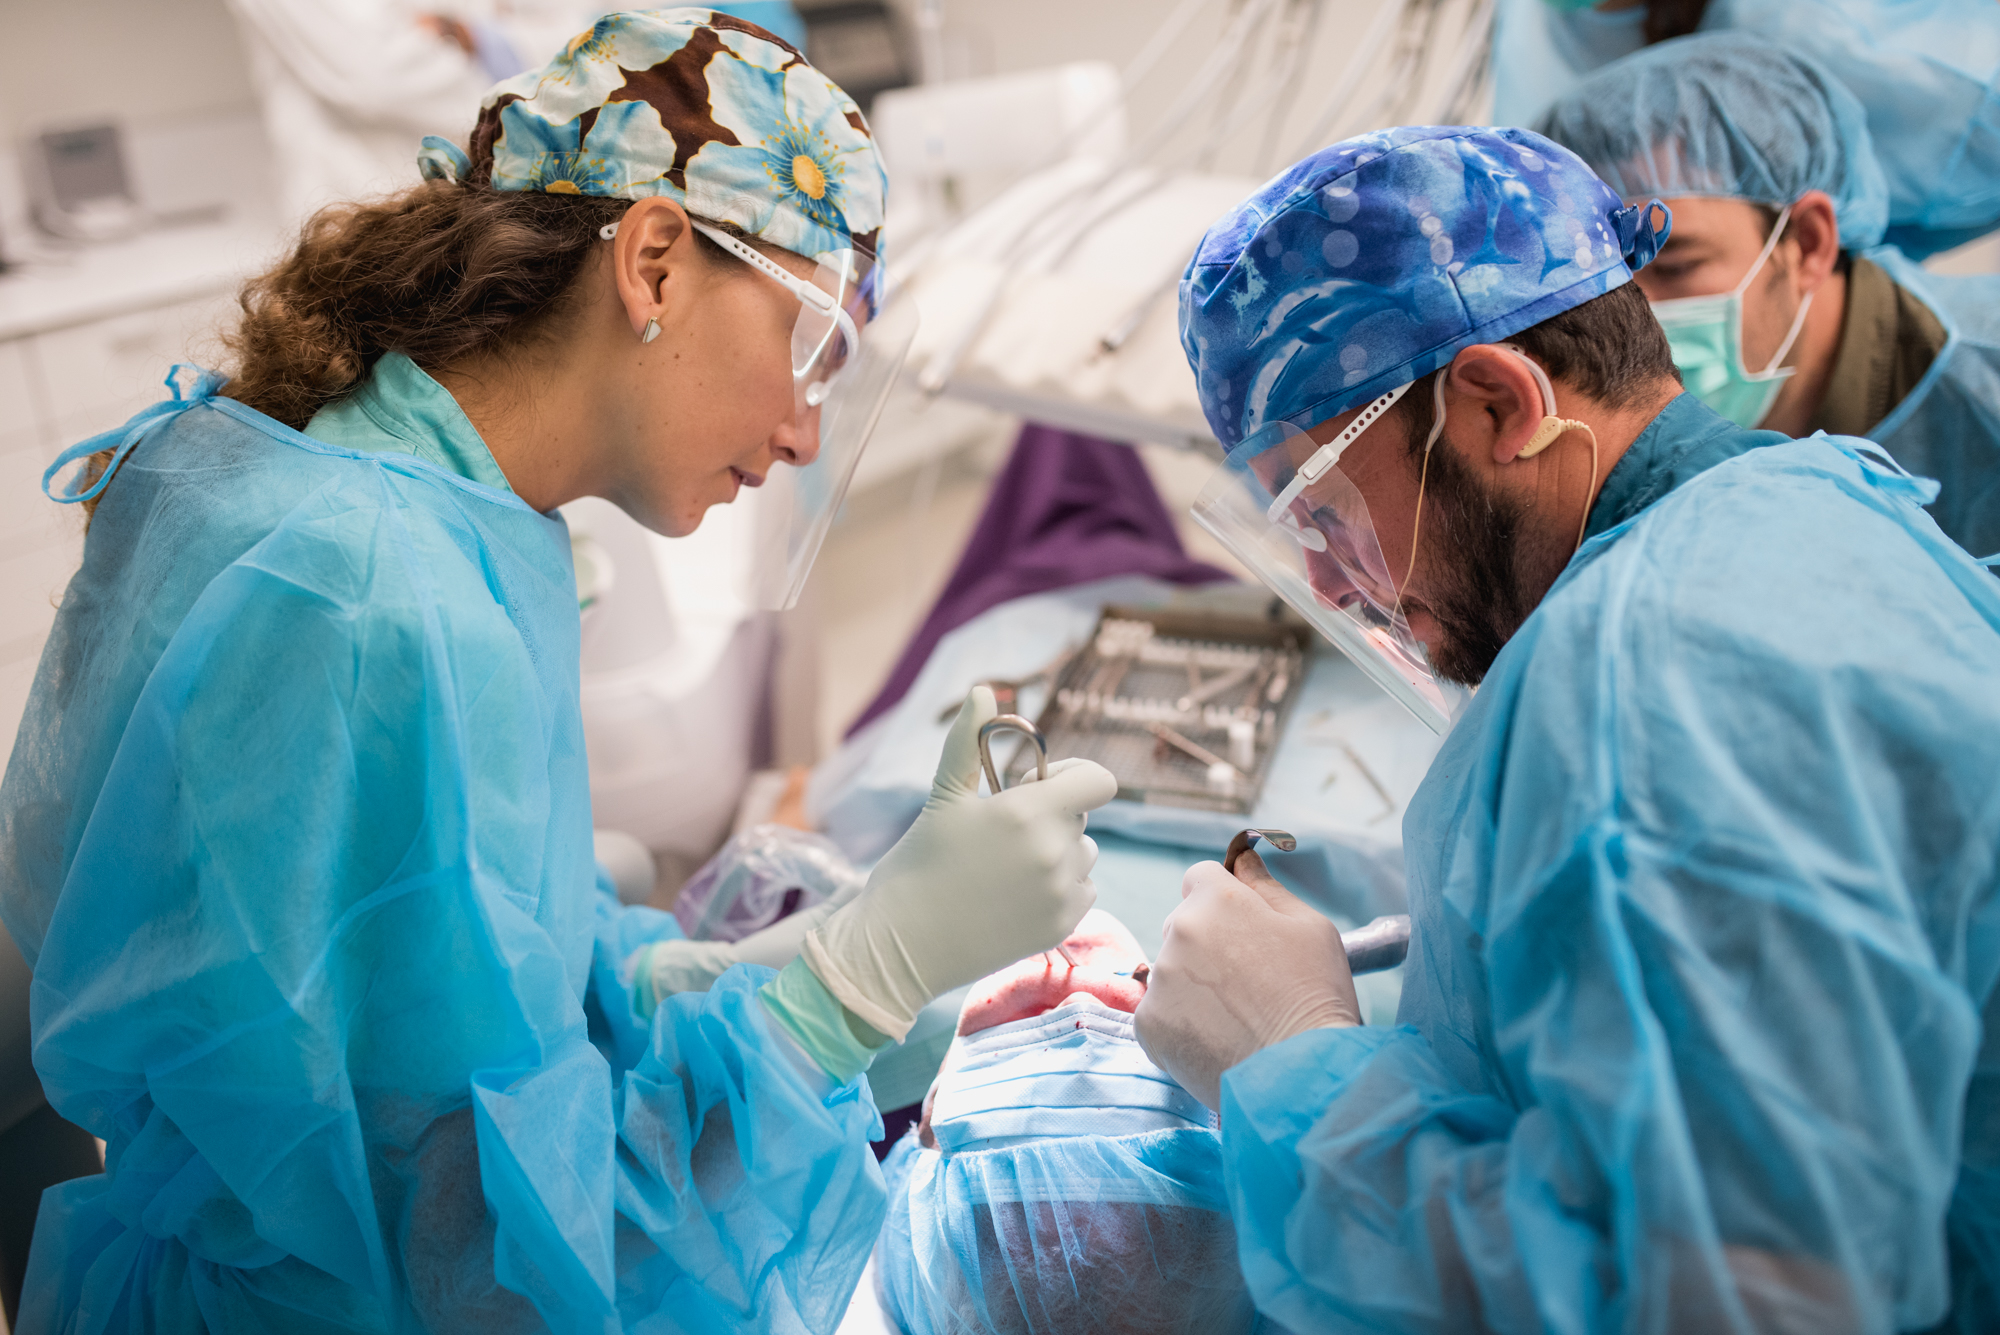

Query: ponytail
[[221, 182, 626, 430]]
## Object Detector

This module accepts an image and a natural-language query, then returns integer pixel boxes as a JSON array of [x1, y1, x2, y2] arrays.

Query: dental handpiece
[[1338, 914, 1411, 974]]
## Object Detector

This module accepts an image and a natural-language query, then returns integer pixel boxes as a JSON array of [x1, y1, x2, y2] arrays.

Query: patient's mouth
[[958, 910, 1151, 1035]]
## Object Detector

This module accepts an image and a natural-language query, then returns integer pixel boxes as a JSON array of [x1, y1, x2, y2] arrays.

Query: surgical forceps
[[978, 714, 1078, 970]]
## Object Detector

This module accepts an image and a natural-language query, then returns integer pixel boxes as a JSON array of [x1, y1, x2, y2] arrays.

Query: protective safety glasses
[[603, 218, 919, 609], [689, 223, 869, 413], [1190, 395, 1461, 734]]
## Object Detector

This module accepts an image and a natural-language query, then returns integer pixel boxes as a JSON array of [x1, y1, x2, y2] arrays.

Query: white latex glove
[[800, 686, 1119, 1040], [1134, 851, 1363, 1110], [644, 873, 867, 998]]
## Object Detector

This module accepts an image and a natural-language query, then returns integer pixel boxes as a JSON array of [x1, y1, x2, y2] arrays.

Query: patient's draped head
[[875, 911, 1257, 1335]]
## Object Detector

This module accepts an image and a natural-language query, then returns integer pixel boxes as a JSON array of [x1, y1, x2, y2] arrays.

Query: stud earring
[[641, 316, 661, 344]]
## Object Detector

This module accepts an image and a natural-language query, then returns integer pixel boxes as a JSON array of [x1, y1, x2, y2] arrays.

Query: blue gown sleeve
[[588, 874, 684, 1073], [20, 499, 884, 1334], [1223, 843, 1975, 1334], [1218, 508, 1990, 1334]]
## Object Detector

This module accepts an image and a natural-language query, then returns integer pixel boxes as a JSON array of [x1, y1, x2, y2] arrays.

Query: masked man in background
[[1540, 32, 2000, 559]]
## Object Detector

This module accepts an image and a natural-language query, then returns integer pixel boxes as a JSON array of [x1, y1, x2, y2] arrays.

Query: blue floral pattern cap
[[1180, 126, 1668, 450], [437, 8, 885, 262]]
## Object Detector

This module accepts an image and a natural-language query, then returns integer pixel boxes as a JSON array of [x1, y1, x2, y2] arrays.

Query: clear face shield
[[688, 222, 920, 609], [1190, 389, 1463, 734]]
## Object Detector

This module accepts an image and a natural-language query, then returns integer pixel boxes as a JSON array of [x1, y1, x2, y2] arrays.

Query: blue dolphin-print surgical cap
[[1537, 33, 1891, 252], [1180, 125, 1667, 449]]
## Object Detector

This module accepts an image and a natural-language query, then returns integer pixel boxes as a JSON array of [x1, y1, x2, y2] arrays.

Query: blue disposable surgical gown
[[1867, 247, 2000, 560], [0, 363, 886, 1333], [1490, 0, 1646, 129], [1220, 394, 2000, 1333], [1703, 0, 2000, 257]]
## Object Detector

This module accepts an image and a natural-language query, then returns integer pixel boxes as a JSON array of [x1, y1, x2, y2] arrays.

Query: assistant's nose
[[768, 408, 822, 468]]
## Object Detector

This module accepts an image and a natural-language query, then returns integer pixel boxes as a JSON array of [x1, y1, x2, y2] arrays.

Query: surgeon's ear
[[609, 196, 695, 340], [1445, 346, 1547, 466]]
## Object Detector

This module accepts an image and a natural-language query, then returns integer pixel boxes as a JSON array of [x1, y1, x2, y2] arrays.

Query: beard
[[1406, 437, 1569, 688]]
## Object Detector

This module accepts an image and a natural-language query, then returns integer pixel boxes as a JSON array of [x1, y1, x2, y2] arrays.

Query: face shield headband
[[1191, 347, 1592, 734], [1193, 394, 1460, 733]]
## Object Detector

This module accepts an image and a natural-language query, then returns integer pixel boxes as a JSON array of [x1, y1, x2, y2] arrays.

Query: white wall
[[877, 0, 1430, 175], [0, 0, 267, 243], [0, 0, 1389, 193], [0, 0, 258, 142], [0, 0, 1230, 148]]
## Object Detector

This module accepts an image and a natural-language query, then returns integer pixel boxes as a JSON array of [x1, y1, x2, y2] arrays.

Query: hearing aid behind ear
[[1494, 344, 1604, 548], [1499, 344, 1593, 459], [1520, 413, 1592, 458]]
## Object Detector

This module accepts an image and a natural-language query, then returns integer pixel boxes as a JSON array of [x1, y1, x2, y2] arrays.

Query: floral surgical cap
[[418, 8, 885, 262], [1179, 125, 1667, 450]]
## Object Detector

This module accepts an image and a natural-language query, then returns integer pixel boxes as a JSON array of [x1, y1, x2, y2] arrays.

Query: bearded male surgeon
[[1135, 125, 2000, 1334]]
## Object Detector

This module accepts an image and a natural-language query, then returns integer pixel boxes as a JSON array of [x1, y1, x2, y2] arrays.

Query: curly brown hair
[[220, 183, 628, 432], [73, 168, 764, 517], [71, 182, 627, 516]]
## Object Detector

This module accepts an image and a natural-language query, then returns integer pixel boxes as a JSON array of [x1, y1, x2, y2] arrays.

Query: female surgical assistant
[[0, 11, 1116, 1332]]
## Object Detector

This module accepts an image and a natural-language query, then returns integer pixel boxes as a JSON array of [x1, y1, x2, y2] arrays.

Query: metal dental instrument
[[936, 648, 1075, 723], [1223, 827, 1296, 872], [1340, 741, 1398, 822], [1175, 661, 1256, 713], [1223, 827, 1411, 974], [979, 713, 1047, 792], [1148, 722, 1239, 776], [977, 714, 1077, 969]]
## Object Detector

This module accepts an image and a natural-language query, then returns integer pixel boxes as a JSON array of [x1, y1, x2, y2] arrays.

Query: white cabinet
[[36, 296, 235, 447], [0, 336, 56, 764], [0, 339, 54, 565], [0, 336, 42, 437], [0, 291, 239, 764]]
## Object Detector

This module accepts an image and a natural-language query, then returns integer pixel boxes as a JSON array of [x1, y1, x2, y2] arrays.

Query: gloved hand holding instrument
[[977, 712, 1080, 970], [773, 686, 1118, 1071], [1135, 828, 1409, 1109]]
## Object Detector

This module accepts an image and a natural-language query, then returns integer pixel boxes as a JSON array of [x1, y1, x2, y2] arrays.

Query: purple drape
[[846, 424, 1232, 737]]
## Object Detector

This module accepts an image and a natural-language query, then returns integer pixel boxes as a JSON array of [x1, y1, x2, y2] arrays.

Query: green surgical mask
[[1650, 205, 1814, 429]]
